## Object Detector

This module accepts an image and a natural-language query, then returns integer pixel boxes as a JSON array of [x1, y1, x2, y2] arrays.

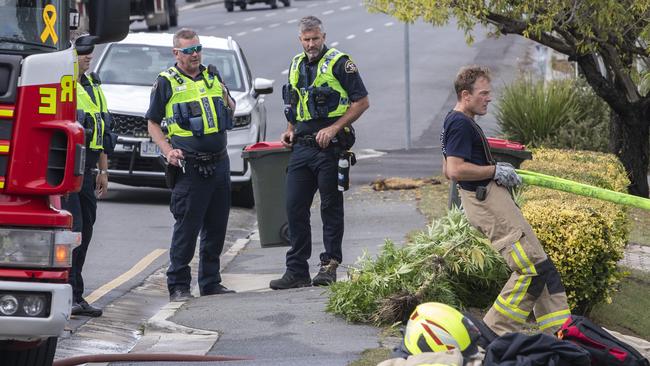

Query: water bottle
[[337, 155, 350, 192]]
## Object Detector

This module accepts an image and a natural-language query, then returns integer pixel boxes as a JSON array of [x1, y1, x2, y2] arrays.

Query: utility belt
[[294, 125, 356, 151], [169, 97, 233, 137], [162, 150, 228, 189], [77, 109, 118, 154]]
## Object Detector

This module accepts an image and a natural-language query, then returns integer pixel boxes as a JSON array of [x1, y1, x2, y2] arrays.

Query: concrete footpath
[[161, 186, 427, 365]]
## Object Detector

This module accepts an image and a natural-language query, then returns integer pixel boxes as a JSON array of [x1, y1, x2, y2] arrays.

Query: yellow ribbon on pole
[[40, 4, 58, 44]]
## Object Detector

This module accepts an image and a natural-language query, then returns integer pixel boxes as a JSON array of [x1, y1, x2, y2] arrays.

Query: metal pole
[[404, 22, 412, 150]]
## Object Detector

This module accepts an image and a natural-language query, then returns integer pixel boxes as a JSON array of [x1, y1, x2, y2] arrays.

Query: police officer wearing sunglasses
[[146, 28, 237, 302]]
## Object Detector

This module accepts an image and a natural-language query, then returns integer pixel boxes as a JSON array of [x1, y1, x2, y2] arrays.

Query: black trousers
[[61, 172, 97, 304], [166, 158, 231, 295], [285, 144, 344, 278]]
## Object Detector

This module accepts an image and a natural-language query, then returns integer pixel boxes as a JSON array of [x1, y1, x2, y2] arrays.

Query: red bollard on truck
[[0, 2, 129, 365]]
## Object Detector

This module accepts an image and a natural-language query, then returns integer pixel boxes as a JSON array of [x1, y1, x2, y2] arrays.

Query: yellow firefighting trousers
[[459, 181, 570, 336]]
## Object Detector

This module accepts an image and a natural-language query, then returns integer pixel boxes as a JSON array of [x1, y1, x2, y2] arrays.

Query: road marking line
[[327, 0, 339, 3], [281, 69, 289, 75], [340, 5, 351, 10], [237, 31, 247, 36], [330, 41, 339, 47], [346, 34, 356, 40], [265, 12, 276, 17], [322, 10, 334, 15], [252, 27, 263, 32], [385, 21, 394, 27], [244, 16, 256, 21], [365, 28, 373, 33], [355, 149, 386, 160], [269, 23, 280, 28], [225, 21, 236, 26], [287, 18, 298, 24], [307, 3, 318, 7], [206, 25, 216, 30], [287, 8, 297, 12], [85, 249, 167, 305]]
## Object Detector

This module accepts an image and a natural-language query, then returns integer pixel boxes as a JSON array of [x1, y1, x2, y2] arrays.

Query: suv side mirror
[[89, 0, 130, 44], [253, 78, 274, 97]]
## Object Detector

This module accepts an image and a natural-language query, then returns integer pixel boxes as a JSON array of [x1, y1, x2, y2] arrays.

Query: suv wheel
[[281, 0, 290, 6], [225, 1, 234, 11], [270, 0, 278, 9], [239, 2, 247, 10]]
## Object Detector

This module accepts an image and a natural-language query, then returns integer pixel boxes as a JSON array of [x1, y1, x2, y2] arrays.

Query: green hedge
[[520, 148, 630, 314]]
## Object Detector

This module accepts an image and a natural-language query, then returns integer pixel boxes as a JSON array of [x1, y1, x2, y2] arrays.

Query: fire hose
[[52, 353, 253, 366], [516, 169, 650, 211]]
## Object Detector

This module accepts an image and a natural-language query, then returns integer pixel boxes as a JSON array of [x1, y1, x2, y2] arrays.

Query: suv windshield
[[0, 0, 67, 52], [97, 44, 246, 91]]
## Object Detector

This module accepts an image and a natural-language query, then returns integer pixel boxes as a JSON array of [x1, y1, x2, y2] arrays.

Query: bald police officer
[[147, 28, 236, 302]]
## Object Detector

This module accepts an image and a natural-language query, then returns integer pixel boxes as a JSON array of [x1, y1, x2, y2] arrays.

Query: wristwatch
[[98, 169, 108, 175]]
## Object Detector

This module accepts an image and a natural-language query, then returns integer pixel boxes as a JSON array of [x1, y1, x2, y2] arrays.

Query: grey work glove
[[493, 162, 522, 188]]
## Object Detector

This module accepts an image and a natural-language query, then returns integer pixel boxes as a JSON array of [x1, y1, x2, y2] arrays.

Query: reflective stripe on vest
[[288, 48, 350, 122], [77, 74, 107, 150], [160, 66, 225, 137]]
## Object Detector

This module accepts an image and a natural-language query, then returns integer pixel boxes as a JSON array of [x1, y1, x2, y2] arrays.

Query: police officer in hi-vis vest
[[147, 28, 236, 302], [270, 16, 369, 290], [441, 65, 571, 335], [63, 36, 116, 317]]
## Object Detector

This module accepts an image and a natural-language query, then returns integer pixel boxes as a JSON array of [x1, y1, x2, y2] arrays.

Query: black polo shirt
[[289, 46, 368, 136], [146, 64, 231, 154], [440, 110, 492, 191]]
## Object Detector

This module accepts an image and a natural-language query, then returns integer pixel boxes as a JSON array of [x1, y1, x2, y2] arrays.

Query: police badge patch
[[344, 60, 358, 73]]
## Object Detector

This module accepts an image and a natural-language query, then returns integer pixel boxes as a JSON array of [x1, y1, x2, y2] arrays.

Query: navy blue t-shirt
[[289, 46, 368, 136], [145, 64, 229, 154], [440, 110, 492, 191]]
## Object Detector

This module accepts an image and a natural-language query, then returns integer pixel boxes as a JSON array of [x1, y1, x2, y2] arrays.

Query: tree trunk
[[609, 111, 649, 197]]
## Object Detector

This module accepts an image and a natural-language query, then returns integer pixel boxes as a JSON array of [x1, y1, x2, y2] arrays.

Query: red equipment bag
[[557, 315, 649, 366]]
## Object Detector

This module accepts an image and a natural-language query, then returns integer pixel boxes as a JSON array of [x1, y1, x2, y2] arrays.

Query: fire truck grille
[[112, 113, 149, 137]]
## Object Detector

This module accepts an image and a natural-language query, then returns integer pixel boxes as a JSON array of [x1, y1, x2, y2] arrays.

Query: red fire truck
[[0, 1, 128, 365]]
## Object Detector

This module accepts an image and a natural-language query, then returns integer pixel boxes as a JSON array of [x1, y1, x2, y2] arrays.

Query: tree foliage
[[366, 0, 650, 197]]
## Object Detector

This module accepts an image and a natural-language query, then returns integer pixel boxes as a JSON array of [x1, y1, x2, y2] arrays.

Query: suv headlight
[[233, 114, 252, 128]]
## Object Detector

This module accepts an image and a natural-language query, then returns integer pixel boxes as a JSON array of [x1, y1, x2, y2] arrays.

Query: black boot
[[269, 272, 311, 290], [312, 259, 339, 286]]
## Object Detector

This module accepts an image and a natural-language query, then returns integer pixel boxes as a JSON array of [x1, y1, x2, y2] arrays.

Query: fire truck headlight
[[22, 295, 46, 317], [0, 294, 19, 316]]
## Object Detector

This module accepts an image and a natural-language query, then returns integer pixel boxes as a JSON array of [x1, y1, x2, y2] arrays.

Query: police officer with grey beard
[[270, 16, 369, 290]]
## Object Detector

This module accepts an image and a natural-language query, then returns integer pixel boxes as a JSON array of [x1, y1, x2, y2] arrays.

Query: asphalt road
[[70, 0, 532, 340]]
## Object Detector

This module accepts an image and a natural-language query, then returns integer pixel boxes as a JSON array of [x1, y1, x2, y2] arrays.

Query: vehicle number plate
[[140, 141, 161, 157]]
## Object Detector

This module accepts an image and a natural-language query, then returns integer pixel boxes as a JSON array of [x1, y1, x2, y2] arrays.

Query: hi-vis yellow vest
[[77, 74, 107, 150], [160, 66, 225, 137], [288, 48, 350, 122]]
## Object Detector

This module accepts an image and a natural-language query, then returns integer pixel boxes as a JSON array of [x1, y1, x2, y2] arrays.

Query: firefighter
[[440, 65, 571, 335], [63, 36, 115, 317], [269, 16, 369, 290], [146, 28, 236, 302]]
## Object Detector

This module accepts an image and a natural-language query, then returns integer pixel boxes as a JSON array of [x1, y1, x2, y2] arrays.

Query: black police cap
[[75, 36, 95, 55]]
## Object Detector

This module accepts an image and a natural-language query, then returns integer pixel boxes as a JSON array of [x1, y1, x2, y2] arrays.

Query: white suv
[[94, 33, 273, 207]]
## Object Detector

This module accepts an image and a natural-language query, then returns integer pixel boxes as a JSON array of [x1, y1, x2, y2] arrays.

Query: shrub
[[496, 77, 584, 147], [326, 209, 509, 325], [496, 77, 610, 153], [520, 148, 630, 314]]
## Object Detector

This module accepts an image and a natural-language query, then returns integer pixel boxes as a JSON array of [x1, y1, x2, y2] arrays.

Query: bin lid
[[242, 141, 291, 159], [487, 137, 526, 151], [244, 141, 287, 151]]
